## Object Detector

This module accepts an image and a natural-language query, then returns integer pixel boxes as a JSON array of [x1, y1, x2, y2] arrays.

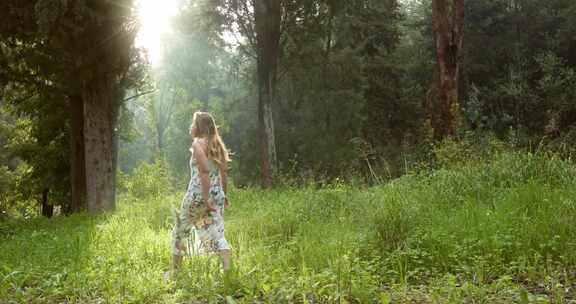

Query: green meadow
[[1, 151, 575, 303]]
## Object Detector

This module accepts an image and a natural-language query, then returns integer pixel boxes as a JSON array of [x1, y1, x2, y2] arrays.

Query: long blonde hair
[[190, 112, 230, 165]]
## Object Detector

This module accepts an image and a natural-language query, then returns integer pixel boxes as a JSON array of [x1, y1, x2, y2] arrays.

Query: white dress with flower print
[[171, 154, 230, 256]]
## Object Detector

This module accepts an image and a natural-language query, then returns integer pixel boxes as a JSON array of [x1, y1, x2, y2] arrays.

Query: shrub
[[118, 158, 175, 199]]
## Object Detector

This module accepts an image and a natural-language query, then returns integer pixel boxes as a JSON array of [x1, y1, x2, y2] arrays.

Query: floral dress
[[171, 154, 230, 256]]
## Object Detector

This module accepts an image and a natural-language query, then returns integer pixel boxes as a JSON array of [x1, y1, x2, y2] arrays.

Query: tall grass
[[1, 151, 575, 303]]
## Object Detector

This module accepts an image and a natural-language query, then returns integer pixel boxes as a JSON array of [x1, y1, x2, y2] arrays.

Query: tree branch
[[122, 90, 156, 102]]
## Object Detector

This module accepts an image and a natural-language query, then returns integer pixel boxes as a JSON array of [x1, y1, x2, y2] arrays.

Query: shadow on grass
[[0, 213, 104, 301]]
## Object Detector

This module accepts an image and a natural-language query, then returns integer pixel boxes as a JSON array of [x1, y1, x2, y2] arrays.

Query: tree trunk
[[431, 0, 465, 139], [40, 189, 53, 218], [69, 94, 86, 213], [255, 0, 281, 188], [83, 77, 117, 214], [258, 99, 277, 187], [111, 89, 122, 199], [156, 122, 165, 155], [322, 4, 334, 130]]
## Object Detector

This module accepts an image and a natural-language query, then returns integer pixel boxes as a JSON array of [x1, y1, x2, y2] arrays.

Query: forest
[[1, 0, 576, 302]]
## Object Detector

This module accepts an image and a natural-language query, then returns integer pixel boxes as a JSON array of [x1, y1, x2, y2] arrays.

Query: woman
[[169, 112, 232, 276]]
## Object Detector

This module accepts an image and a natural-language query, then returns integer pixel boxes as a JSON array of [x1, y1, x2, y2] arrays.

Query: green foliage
[[2, 151, 576, 302], [0, 108, 67, 216], [118, 159, 175, 200], [536, 52, 576, 133], [273, 0, 408, 180], [432, 134, 507, 169], [460, 0, 576, 136], [0, 163, 39, 219], [118, 2, 241, 181], [4, 0, 576, 215], [117, 0, 576, 185], [0, 165, 16, 217]]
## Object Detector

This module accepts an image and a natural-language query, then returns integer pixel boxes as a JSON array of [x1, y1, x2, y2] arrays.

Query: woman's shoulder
[[191, 138, 209, 156]]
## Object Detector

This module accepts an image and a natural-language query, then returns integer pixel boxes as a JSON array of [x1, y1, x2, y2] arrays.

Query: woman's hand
[[224, 197, 231, 209]]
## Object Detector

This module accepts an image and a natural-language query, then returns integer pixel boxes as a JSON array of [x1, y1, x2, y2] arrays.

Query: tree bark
[[255, 0, 281, 188], [322, 3, 334, 130], [69, 94, 86, 213], [83, 77, 117, 214], [431, 0, 465, 139]]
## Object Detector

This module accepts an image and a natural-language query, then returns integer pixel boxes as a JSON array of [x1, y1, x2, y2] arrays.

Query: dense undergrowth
[[1, 148, 576, 303]]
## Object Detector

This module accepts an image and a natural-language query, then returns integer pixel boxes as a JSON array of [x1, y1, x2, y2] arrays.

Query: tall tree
[[430, 0, 465, 138], [254, 0, 281, 187], [1, 0, 142, 214], [69, 94, 86, 213], [33, 0, 140, 213]]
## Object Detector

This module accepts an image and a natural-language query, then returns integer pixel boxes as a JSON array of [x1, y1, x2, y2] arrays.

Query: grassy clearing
[[1, 152, 576, 303]]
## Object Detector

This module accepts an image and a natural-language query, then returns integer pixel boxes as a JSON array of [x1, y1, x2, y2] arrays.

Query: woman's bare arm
[[192, 139, 214, 209]]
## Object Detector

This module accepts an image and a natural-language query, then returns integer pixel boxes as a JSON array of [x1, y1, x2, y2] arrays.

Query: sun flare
[[135, 0, 179, 65]]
